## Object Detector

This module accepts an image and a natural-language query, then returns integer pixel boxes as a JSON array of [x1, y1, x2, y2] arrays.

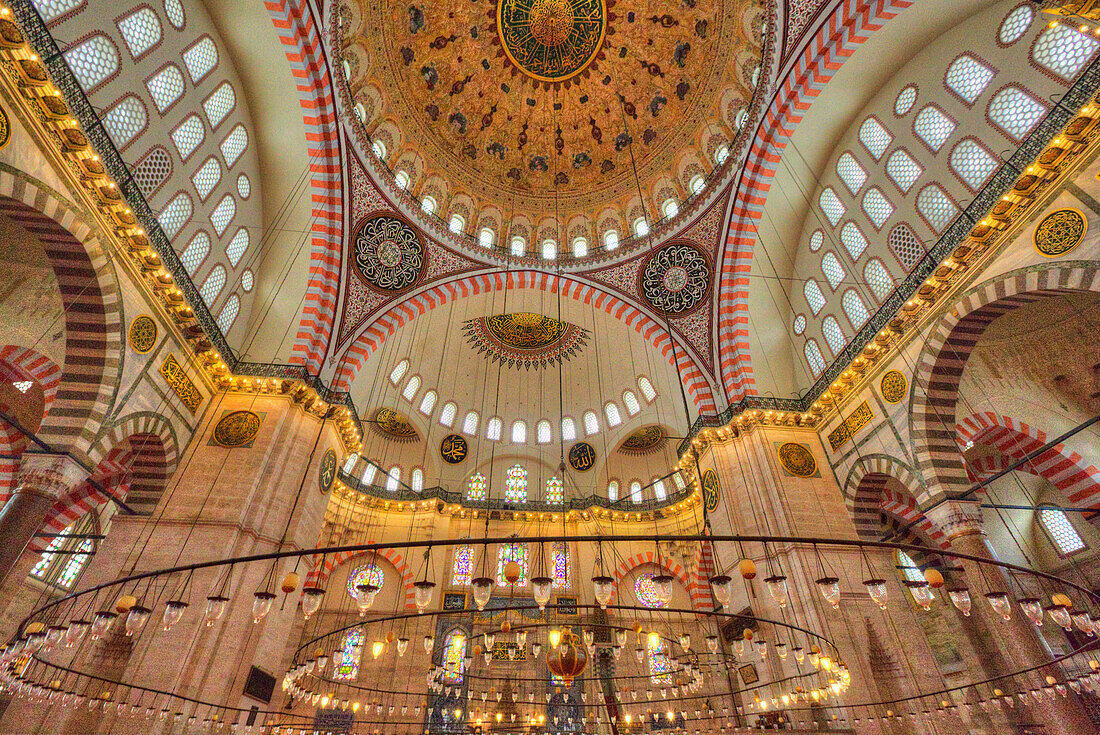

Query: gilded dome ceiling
[[338, 0, 767, 262]]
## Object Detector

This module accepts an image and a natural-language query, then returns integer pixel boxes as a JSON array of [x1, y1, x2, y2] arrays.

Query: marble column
[[925, 499, 1098, 735], [0, 452, 85, 587]]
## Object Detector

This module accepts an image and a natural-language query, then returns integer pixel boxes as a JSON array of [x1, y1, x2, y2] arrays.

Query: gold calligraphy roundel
[[128, 315, 158, 354], [318, 448, 338, 493], [213, 410, 262, 448], [1034, 208, 1087, 257], [497, 0, 607, 83], [702, 469, 720, 513], [777, 442, 817, 478], [879, 370, 907, 404], [440, 434, 469, 465], [568, 441, 597, 472]]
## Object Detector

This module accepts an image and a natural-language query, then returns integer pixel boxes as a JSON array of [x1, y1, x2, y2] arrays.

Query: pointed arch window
[[842, 290, 869, 329], [466, 473, 487, 502], [496, 543, 529, 587], [505, 465, 527, 503], [822, 316, 845, 357], [412, 467, 424, 492], [389, 360, 409, 384], [385, 466, 400, 492], [63, 35, 119, 92], [452, 545, 474, 586], [629, 480, 643, 504], [200, 264, 226, 306], [536, 420, 552, 444], [342, 454, 359, 475], [805, 340, 826, 376], [653, 477, 666, 501], [858, 117, 891, 160], [511, 420, 526, 444], [546, 477, 563, 504], [332, 628, 363, 682], [605, 402, 622, 427], [804, 279, 826, 315], [623, 391, 641, 415], [635, 574, 667, 609], [361, 463, 377, 486], [29, 519, 94, 590], [216, 294, 240, 332], [442, 630, 467, 682], [552, 542, 569, 587], [821, 252, 845, 290], [864, 259, 893, 302], [1033, 24, 1099, 81], [835, 153, 867, 195], [418, 390, 437, 415], [818, 187, 845, 226], [649, 638, 674, 685], [440, 401, 457, 427], [945, 54, 995, 104], [402, 375, 420, 401], [561, 417, 576, 441], [638, 377, 657, 402], [839, 222, 867, 260], [486, 416, 503, 441], [583, 411, 600, 436]]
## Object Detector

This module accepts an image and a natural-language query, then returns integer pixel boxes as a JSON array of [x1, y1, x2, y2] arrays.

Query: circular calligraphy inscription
[[777, 442, 817, 478], [702, 469, 720, 513], [440, 434, 469, 465], [568, 441, 597, 472], [318, 448, 338, 493], [212, 410, 262, 448], [640, 242, 711, 315], [879, 370, 908, 404], [352, 214, 426, 292], [496, 0, 607, 83], [1034, 208, 1087, 257], [128, 315, 158, 354]]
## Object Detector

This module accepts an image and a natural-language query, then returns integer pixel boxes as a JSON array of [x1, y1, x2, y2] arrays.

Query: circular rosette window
[[639, 242, 711, 315], [352, 214, 426, 292]]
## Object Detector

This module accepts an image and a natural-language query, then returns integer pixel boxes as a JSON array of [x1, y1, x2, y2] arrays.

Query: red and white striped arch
[[265, 0, 344, 373], [333, 271, 720, 414], [305, 547, 416, 610], [844, 455, 948, 548], [0, 345, 61, 415], [716, 0, 913, 402], [0, 417, 26, 506], [610, 552, 705, 611], [28, 459, 130, 553]]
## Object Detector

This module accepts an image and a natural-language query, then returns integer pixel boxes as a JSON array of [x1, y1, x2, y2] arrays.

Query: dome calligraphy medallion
[[497, 0, 607, 82]]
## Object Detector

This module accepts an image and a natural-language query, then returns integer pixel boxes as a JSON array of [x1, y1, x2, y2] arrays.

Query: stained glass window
[[858, 117, 892, 160], [862, 187, 894, 229], [333, 628, 363, 682], [466, 473, 487, 502], [385, 466, 400, 492], [32, 523, 94, 591], [999, 5, 1033, 45], [182, 37, 218, 83], [537, 420, 552, 444], [635, 575, 666, 609], [823, 316, 845, 357], [346, 564, 384, 599], [30, 528, 69, 579], [805, 340, 826, 376], [361, 463, 377, 486], [505, 465, 527, 503], [885, 149, 922, 194], [649, 639, 673, 685], [653, 477, 666, 501], [913, 105, 955, 152], [496, 542, 529, 587], [819, 187, 845, 226], [916, 185, 957, 233], [546, 477, 563, 504], [835, 153, 867, 195], [412, 468, 424, 492], [950, 139, 998, 190], [452, 545, 473, 586], [839, 222, 867, 260], [1033, 24, 1099, 80], [443, 630, 467, 683], [552, 542, 569, 588], [842, 290, 869, 329], [944, 55, 995, 104], [804, 279, 826, 315], [864, 259, 893, 302], [56, 538, 92, 589], [64, 35, 119, 92]]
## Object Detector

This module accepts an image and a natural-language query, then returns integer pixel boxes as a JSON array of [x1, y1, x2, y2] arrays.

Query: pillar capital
[[924, 498, 984, 541], [13, 452, 86, 501]]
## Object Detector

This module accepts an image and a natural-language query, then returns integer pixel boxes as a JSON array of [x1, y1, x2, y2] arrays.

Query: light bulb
[[124, 606, 151, 636], [548, 629, 562, 649], [653, 574, 674, 605], [647, 631, 660, 649], [397, 637, 409, 656], [516, 629, 527, 647], [90, 611, 116, 640], [355, 584, 379, 615], [815, 576, 841, 610], [906, 581, 934, 611], [1047, 604, 1073, 631], [705, 635, 719, 654], [424, 635, 434, 653], [65, 620, 90, 647], [371, 640, 385, 659]]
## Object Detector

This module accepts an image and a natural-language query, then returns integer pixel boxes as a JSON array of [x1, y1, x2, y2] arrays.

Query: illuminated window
[[449, 213, 465, 234], [536, 420, 551, 444], [505, 465, 527, 503], [999, 5, 1033, 45], [950, 139, 998, 189], [118, 8, 161, 58], [180, 231, 209, 274], [440, 401, 457, 427], [102, 96, 146, 148], [629, 480, 643, 503], [607, 480, 619, 502], [419, 390, 437, 415], [342, 454, 359, 474], [546, 477, 563, 504], [496, 542, 529, 587], [839, 222, 867, 260], [164, 0, 185, 28], [638, 377, 657, 402], [203, 83, 236, 128], [1033, 24, 1099, 80], [894, 85, 917, 116], [805, 340, 826, 376], [160, 193, 193, 238], [809, 230, 824, 252], [858, 117, 892, 160], [649, 639, 673, 685], [885, 149, 922, 193], [210, 195, 236, 236], [510, 236, 526, 256], [989, 87, 1045, 142], [183, 37, 218, 83], [822, 316, 845, 357], [221, 125, 248, 167], [462, 411, 479, 436], [623, 391, 640, 415], [583, 411, 599, 436], [714, 145, 729, 164], [635, 574, 666, 609], [172, 115, 205, 161], [572, 236, 587, 257], [605, 402, 622, 427], [864, 259, 893, 302], [192, 157, 222, 202], [836, 153, 867, 195], [819, 187, 845, 226], [30, 521, 93, 590], [561, 417, 576, 441], [241, 270, 254, 292], [29, 529, 67, 580], [945, 55, 995, 104], [916, 185, 957, 233], [465, 473, 487, 502], [842, 290, 869, 329], [552, 542, 569, 587], [1040, 507, 1086, 555], [804, 279, 826, 315], [896, 551, 924, 585], [412, 468, 424, 492], [13, 380, 32, 393], [452, 545, 474, 585], [633, 218, 649, 237], [333, 628, 363, 682], [386, 466, 400, 492], [216, 294, 239, 332], [346, 564, 384, 599], [361, 463, 377, 486], [689, 175, 705, 194], [421, 196, 436, 215], [389, 360, 409, 384], [200, 264, 226, 306], [821, 252, 845, 290], [541, 239, 556, 260], [793, 314, 806, 335], [862, 187, 894, 229], [395, 171, 410, 190], [511, 420, 526, 444], [225, 228, 248, 267], [889, 224, 925, 271], [603, 230, 619, 250], [486, 416, 503, 441], [478, 228, 494, 248], [402, 375, 420, 401], [662, 199, 679, 218], [31, 0, 84, 23], [372, 140, 387, 160], [913, 105, 955, 152], [442, 629, 466, 682], [63, 35, 119, 92], [653, 477, 666, 501]]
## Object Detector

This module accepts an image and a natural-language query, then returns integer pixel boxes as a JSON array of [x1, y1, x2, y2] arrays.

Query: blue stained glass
[[30, 529, 68, 579], [635, 575, 666, 609], [452, 544, 473, 586], [443, 629, 466, 683], [346, 564, 384, 599], [505, 465, 527, 503], [552, 542, 569, 589], [57, 539, 92, 590], [496, 542, 529, 587], [333, 628, 363, 681]]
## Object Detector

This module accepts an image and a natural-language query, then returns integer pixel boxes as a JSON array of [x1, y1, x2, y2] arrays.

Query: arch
[[843, 454, 948, 548], [305, 547, 416, 610], [611, 552, 702, 610], [30, 458, 131, 553], [716, 0, 913, 403], [0, 416, 26, 505], [333, 271, 719, 413], [910, 263, 1100, 505], [0, 345, 62, 414], [0, 185, 123, 460], [89, 411, 181, 477]]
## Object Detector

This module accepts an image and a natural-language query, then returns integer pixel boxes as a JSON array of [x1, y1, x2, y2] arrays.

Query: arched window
[[102, 96, 147, 148], [466, 473, 487, 502], [546, 477, 563, 504], [572, 236, 588, 257], [842, 290, 869, 329], [394, 171, 409, 190], [885, 149, 922, 194], [385, 466, 400, 492], [793, 314, 806, 335], [889, 224, 925, 271], [822, 316, 845, 357], [858, 117, 892, 160], [389, 360, 409, 384], [714, 145, 730, 165], [486, 416, 503, 441], [182, 37, 218, 83], [541, 239, 556, 259], [220, 125, 248, 167], [916, 184, 957, 233], [536, 420, 551, 444], [238, 173, 251, 197], [172, 115, 205, 160], [864, 259, 893, 302], [496, 542, 529, 586], [622, 391, 641, 415], [913, 105, 955, 152], [511, 420, 526, 444], [33, 0, 85, 24], [1032, 24, 1099, 81], [452, 545, 474, 585], [949, 139, 998, 190], [561, 417, 576, 441], [159, 192, 192, 237], [999, 5, 1033, 45], [649, 638, 674, 685], [635, 574, 666, 609], [552, 542, 569, 587], [805, 340, 826, 376], [216, 294, 240, 332], [510, 236, 526, 256], [442, 629, 467, 682], [653, 477, 666, 501], [894, 85, 917, 116], [945, 54, 995, 104], [835, 153, 867, 195], [210, 194, 236, 236], [449, 213, 465, 234], [200, 264, 226, 306], [633, 218, 649, 237], [402, 375, 420, 401], [861, 187, 894, 229], [241, 270, 254, 292], [839, 222, 868, 260], [804, 279, 826, 315], [821, 252, 846, 290], [134, 147, 172, 196], [605, 402, 622, 427], [818, 187, 845, 226], [192, 157, 222, 201], [361, 463, 377, 486], [342, 454, 359, 475], [371, 139, 387, 160], [420, 196, 436, 215], [440, 401, 458, 427], [418, 390, 437, 415], [689, 175, 705, 194], [603, 230, 619, 250], [180, 232, 209, 275], [411, 467, 424, 492], [662, 198, 679, 218], [63, 35, 119, 92], [478, 227, 494, 248], [332, 628, 363, 682], [29, 518, 94, 590], [809, 230, 824, 252], [896, 550, 924, 584], [583, 411, 599, 436], [203, 83, 235, 129], [607, 480, 619, 502], [505, 465, 527, 503], [629, 480, 643, 504], [638, 377, 657, 401], [1040, 507, 1086, 555]]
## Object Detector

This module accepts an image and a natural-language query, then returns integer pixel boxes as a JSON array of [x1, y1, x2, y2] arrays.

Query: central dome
[[339, 0, 766, 262]]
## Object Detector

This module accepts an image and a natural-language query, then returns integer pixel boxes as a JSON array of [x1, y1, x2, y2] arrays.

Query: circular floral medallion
[[352, 215, 426, 292], [879, 370, 908, 404], [496, 0, 607, 83], [318, 448, 338, 493], [212, 410, 263, 448], [568, 441, 597, 472], [440, 434, 469, 465], [702, 468, 720, 513], [777, 442, 817, 478], [128, 315, 158, 354], [1034, 208, 1087, 257], [640, 242, 711, 315]]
